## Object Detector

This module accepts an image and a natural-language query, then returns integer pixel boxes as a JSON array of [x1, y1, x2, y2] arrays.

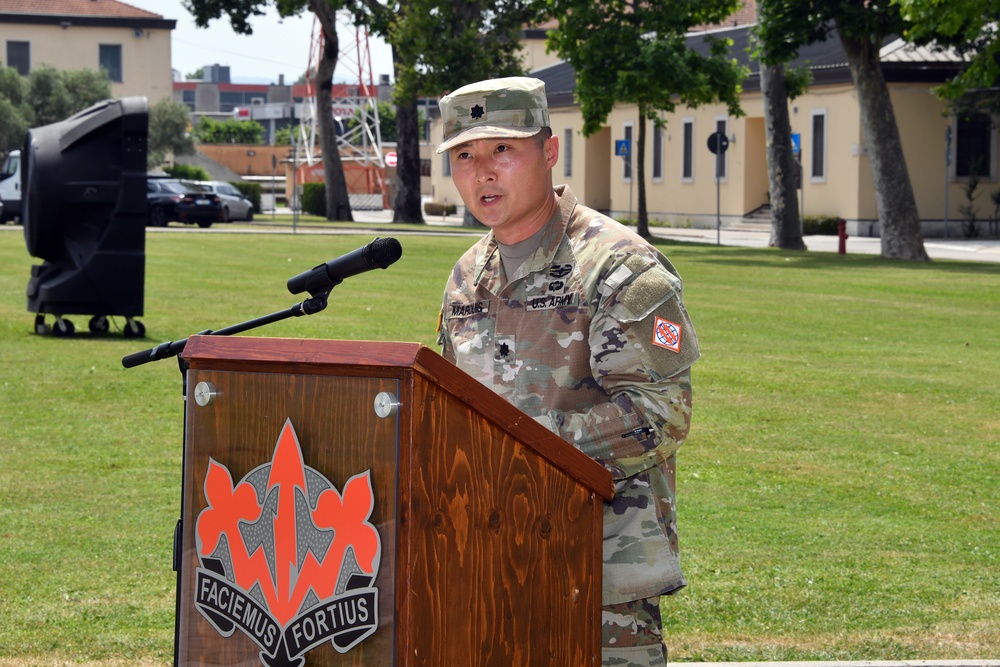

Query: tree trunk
[[462, 208, 485, 228], [838, 28, 928, 260], [636, 112, 650, 238], [311, 0, 353, 222], [393, 97, 425, 223], [759, 61, 806, 250]]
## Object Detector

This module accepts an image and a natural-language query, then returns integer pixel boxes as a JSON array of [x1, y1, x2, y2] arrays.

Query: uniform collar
[[472, 184, 578, 286]]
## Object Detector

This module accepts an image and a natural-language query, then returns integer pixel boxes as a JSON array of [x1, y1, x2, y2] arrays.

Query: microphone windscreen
[[367, 237, 403, 269]]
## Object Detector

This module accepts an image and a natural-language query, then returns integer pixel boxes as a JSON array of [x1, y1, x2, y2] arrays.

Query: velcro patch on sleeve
[[652, 316, 682, 352]]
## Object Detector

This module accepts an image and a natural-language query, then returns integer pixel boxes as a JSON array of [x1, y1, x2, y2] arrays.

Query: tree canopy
[[897, 0, 1000, 114], [0, 65, 112, 156], [148, 97, 196, 168], [546, 0, 747, 235], [193, 116, 265, 144]]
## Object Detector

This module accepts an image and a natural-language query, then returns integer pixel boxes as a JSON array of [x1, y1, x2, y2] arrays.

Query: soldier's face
[[449, 134, 559, 244]]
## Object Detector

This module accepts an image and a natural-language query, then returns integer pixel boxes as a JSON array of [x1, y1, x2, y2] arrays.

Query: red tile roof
[[0, 0, 163, 20]]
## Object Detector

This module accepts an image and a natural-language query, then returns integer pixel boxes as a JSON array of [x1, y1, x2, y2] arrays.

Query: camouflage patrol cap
[[436, 77, 549, 154]]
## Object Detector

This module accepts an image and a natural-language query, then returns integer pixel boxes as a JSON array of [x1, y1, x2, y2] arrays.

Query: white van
[[0, 149, 21, 223], [0, 151, 21, 225]]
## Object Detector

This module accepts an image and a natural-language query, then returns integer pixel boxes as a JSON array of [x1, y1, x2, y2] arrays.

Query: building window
[[442, 153, 451, 178], [811, 109, 827, 181], [955, 112, 994, 179], [682, 118, 694, 182], [563, 128, 572, 178], [714, 116, 728, 181], [623, 122, 633, 182], [420, 159, 431, 178], [99, 44, 122, 82], [220, 92, 244, 112], [7, 41, 29, 76], [652, 122, 663, 181]]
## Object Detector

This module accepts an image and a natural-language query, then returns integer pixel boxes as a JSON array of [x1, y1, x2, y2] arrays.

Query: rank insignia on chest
[[652, 316, 683, 353], [494, 337, 515, 362]]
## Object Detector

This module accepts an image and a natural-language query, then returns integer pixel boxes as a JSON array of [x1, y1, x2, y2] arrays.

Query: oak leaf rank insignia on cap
[[436, 76, 549, 153]]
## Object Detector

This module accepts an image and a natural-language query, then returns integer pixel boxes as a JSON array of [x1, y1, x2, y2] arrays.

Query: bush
[[424, 201, 457, 216], [232, 181, 262, 214], [301, 182, 326, 217], [165, 163, 211, 181], [802, 215, 840, 236]]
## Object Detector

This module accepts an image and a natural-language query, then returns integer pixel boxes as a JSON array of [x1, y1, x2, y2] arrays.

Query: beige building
[[0, 0, 175, 104], [431, 25, 984, 238]]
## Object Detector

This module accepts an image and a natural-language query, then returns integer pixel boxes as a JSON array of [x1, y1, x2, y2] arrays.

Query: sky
[[122, 0, 393, 85]]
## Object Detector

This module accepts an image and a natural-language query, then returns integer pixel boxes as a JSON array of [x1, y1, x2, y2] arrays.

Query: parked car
[[147, 178, 222, 228], [201, 181, 254, 222]]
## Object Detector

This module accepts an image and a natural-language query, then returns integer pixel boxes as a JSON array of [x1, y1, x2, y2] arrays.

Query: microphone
[[287, 237, 402, 295]]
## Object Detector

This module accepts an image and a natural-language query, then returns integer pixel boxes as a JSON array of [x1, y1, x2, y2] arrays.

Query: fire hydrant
[[837, 218, 848, 254]]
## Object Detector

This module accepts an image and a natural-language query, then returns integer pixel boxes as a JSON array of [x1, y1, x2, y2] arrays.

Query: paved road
[[6, 212, 999, 264], [647, 224, 1000, 264], [349, 208, 1000, 264]]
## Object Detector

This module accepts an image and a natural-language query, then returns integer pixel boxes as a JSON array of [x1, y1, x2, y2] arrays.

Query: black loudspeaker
[[24, 96, 149, 337]]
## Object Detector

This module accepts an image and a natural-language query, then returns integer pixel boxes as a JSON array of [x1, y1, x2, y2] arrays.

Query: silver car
[[202, 181, 254, 222]]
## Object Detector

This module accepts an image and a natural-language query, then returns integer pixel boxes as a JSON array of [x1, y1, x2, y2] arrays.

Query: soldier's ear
[[545, 135, 559, 168]]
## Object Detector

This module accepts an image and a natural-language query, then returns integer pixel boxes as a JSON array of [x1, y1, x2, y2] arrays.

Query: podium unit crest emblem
[[194, 418, 381, 665]]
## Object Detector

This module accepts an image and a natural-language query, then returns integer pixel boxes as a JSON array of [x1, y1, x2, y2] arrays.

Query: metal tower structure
[[299, 11, 386, 205]]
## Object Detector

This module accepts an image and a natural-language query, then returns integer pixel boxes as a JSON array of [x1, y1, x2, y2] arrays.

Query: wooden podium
[[175, 336, 613, 666]]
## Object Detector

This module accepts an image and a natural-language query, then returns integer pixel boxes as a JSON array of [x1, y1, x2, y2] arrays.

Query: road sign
[[707, 131, 729, 155], [385, 151, 398, 167], [791, 133, 801, 155], [615, 140, 631, 158]]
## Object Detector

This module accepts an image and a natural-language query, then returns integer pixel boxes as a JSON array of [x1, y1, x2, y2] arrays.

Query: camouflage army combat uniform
[[438, 184, 700, 666]]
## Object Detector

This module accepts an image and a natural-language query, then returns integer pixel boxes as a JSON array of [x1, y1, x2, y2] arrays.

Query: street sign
[[791, 133, 801, 155], [615, 140, 631, 158], [385, 151, 398, 167], [707, 131, 729, 155]]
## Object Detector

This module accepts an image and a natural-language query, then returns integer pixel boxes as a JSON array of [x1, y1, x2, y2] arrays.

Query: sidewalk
[[11, 207, 994, 263], [343, 207, 1000, 264]]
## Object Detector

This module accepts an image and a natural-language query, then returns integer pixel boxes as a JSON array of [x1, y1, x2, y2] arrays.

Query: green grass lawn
[[0, 226, 997, 664]]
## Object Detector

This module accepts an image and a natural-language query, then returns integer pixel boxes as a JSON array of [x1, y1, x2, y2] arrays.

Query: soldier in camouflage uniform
[[435, 77, 700, 667]]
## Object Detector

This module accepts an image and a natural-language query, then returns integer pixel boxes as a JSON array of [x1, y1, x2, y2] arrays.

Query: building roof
[[532, 23, 967, 106], [0, 0, 174, 28]]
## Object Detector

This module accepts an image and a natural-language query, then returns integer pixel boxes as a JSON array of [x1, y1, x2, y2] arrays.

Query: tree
[[546, 0, 747, 238], [193, 116, 265, 144], [27, 66, 112, 128], [756, 1, 928, 261], [148, 97, 196, 168], [753, 22, 813, 251], [898, 0, 1000, 114], [0, 65, 110, 156], [0, 67, 30, 156], [357, 0, 545, 225], [759, 61, 805, 250], [186, 0, 356, 221]]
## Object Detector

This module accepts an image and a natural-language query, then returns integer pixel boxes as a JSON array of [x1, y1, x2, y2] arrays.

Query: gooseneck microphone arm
[[121, 237, 403, 369]]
